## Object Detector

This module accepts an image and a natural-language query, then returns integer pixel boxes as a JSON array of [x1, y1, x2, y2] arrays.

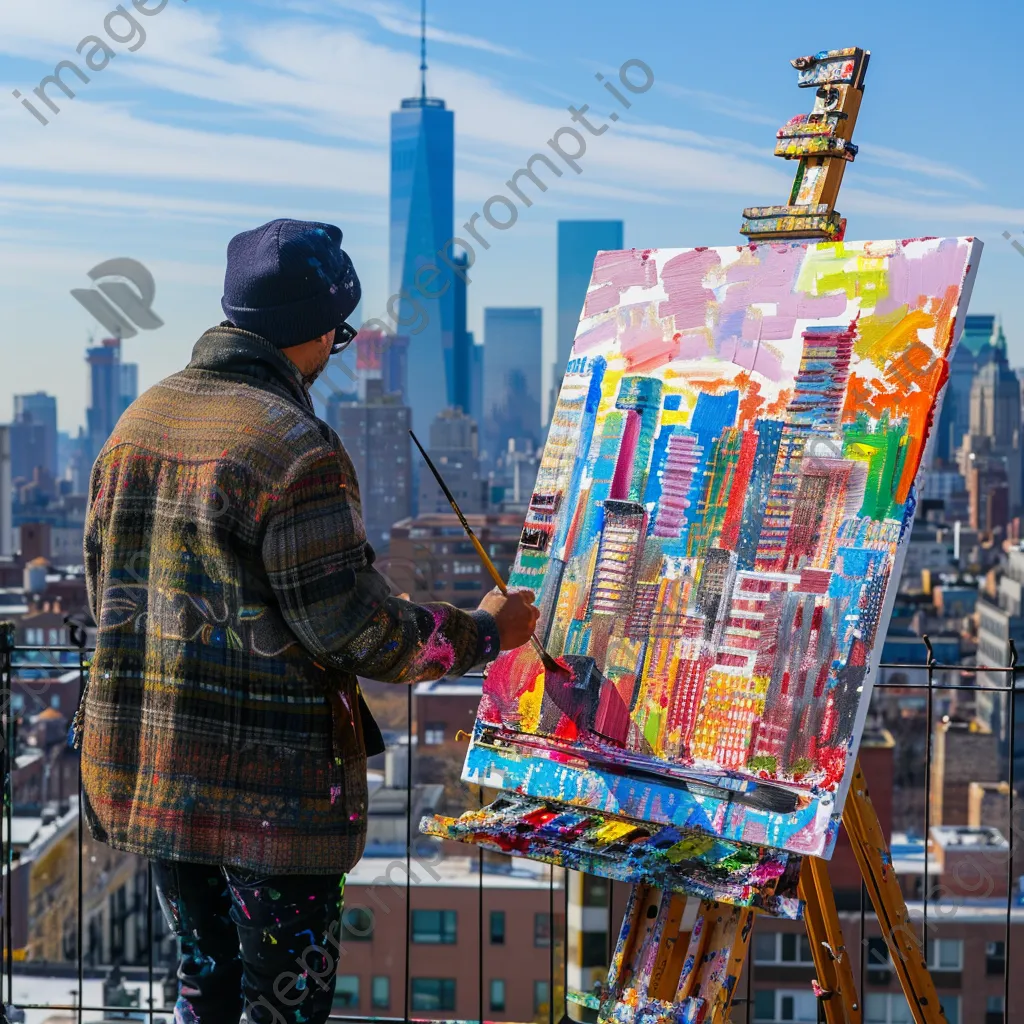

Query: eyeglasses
[[330, 321, 358, 355]]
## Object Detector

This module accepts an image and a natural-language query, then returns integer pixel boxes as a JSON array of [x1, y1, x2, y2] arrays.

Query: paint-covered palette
[[421, 795, 802, 918], [457, 237, 981, 860]]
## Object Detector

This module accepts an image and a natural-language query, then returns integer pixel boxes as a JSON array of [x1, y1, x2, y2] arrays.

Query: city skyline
[[2, 1, 1023, 431]]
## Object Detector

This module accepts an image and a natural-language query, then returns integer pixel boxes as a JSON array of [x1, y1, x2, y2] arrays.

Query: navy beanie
[[221, 218, 361, 349]]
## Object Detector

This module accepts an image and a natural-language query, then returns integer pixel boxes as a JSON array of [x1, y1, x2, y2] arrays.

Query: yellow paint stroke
[[796, 247, 890, 304], [591, 821, 636, 845], [666, 834, 717, 864], [517, 666, 545, 733], [856, 307, 933, 373]]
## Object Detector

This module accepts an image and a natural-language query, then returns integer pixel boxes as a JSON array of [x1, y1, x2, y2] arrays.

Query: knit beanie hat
[[221, 218, 361, 348]]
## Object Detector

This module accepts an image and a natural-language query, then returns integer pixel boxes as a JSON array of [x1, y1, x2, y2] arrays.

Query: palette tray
[[421, 794, 803, 919]]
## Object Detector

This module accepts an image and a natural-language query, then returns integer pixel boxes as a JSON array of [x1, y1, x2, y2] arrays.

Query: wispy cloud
[[655, 81, 781, 127], [857, 143, 983, 189], [322, 0, 528, 58], [0, 182, 384, 227], [843, 187, 1024, 225]]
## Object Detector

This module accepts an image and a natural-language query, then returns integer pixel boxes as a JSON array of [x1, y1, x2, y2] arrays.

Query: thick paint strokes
[[451, 237, 981, 872]]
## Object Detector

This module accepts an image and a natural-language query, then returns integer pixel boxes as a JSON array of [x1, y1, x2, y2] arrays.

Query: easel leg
[[844, 759, 945, 1024], [799, 857, 862, 1024]]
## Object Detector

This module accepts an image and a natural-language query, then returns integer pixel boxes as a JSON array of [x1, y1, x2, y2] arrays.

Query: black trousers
[[153, 860, 346, 1024]]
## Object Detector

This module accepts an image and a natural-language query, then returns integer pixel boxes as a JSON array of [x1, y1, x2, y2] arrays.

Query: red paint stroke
[[719, 430, 758, 550]]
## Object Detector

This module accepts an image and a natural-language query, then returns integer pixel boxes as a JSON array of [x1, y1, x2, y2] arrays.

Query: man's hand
[[478, 587, 540, 651]]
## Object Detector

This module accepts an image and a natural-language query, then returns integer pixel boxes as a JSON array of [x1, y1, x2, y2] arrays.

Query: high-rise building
[[327, 379, 412, 552], [554, 220, 624, 405], [556, 220, 624, 369], [84, 338, 138, 469], [0, 426, 12, 557], [389, 9, 455, 435], [938, 315, 1006, 463], [450, 252, 475, 418], [482, 308, 543, 463], [11, 393, 58, 482], [957, 333, 1022, 528], [418, 408, 483, 515], [352, 327, 409, 402]]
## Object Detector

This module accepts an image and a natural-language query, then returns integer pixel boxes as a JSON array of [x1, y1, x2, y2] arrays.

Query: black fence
[[1, 627, 1020, 1024]]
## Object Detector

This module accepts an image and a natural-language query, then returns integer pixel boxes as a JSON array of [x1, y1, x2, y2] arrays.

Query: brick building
[[385, 513, 523, 609], [333, 855, 563, 1021]]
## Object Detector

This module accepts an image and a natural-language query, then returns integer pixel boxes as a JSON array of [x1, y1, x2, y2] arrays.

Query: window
[[424, 723, 446, 745], [753, 990, 775, 1021], [986, 940, 1006, 975], [581, 931, 608, 968], [371, 976, 390, 1010], [865, 993, 913, 1023], [411, 978, 456, 1011], [490, 910, 506, 945], [926, 938, 963, 971], [534, 980, 550, 1015], [752, 931, 814, 964], [582, 874, 609, 906], [51, 695, 60, 709], [865, 936, 892, 983], [753, 988, 818, 1022], [534, 912, 551, 947], [341, 905, 374, 941], [412, 909, 456, 944], [490, 979, 506, 1012], [11, 695, 23, 713], [986, 995, 1005, 1019], [332, 976, 359, 1008], [939, 996, 960, 1024], [453, 580, 482, 591]]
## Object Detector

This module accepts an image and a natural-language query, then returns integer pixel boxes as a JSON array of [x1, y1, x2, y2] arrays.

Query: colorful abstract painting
[[457, 237, 980, 859], [423, 795, 803, 918]]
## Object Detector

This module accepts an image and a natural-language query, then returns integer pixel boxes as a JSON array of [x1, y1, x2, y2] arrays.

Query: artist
[[79, 218, 540, 1024]]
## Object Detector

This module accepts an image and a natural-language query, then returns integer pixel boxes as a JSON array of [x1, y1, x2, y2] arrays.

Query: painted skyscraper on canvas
[[462, 236, 982, 858]]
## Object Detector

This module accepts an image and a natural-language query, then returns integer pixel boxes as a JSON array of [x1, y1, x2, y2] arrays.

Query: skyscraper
[[451, 252, 475, 417], [0, 426, 11, 557], [418, 407, 483, 515], [11, 392, 58, 482], [937, 315, 1006, 463], [482, 308, 543, 462], [84, 338, 138, 468], [353, 327, 409, 402], [555, 220, 624, 399], [389, 5, 455, 435], [327, 379, 412, 552], [958, 331, 1022, 527]]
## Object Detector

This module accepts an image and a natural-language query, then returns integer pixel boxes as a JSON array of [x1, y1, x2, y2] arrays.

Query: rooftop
[[930, 824, 1009, 851], [412, 675, 484, 697], [346, 854, 561, 890]]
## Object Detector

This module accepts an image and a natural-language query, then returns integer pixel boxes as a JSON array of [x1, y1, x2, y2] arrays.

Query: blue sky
[[1, 0, 1022, 432]]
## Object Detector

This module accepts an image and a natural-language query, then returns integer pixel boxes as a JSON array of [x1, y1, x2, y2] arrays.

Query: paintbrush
[[409, 429, 565, 675]]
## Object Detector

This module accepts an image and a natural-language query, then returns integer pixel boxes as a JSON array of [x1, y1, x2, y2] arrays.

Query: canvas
[[456, 237, 980, 860]]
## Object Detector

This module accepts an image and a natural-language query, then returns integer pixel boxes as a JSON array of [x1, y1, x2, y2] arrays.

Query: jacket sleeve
[[261, 446, 500, 683], [83, 457, 106, 626]]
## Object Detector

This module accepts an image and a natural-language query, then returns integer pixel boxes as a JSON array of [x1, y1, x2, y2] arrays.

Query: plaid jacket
[[81, 325, 499, 874]]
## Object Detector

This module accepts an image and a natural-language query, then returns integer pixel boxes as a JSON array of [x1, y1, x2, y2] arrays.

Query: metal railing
[[1, 625, 1021, 1023]]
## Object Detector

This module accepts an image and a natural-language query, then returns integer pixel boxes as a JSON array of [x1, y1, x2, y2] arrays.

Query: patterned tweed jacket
[[81, 325, 499, 875]]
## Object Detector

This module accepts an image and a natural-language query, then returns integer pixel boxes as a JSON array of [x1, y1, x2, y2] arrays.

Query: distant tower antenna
[[419, 0, 428, 101]]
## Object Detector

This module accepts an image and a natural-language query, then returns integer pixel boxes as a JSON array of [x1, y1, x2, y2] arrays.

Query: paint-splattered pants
[[153, 860, 346, 1024]]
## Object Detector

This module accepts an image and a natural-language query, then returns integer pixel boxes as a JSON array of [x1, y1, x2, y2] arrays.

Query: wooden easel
[[599, 47, 947, 1024]]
